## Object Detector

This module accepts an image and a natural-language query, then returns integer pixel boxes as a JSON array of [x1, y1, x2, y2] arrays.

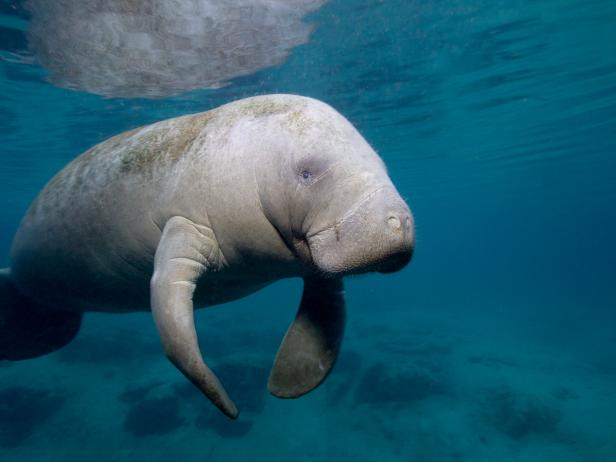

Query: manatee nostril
[[387, 215, 401, 230], [405, 216, 412, 229]]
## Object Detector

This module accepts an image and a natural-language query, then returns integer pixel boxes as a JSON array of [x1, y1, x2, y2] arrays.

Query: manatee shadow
[[123, 396, 185, 437], [550, 386, 579, 401], [174, 362, 269, 415], [354, 362, 448, 407], [366, 322, 453, 357], [0, 386, 66, 448], [117, 381, 164, 404], [55, 332, 160, 365], [195, 412, 254, 438], [480, 387, 562, 440], [334, 350, 363, 375], [325, 350, 363, 407]]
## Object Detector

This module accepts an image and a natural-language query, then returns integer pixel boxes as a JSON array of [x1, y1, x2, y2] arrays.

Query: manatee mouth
[[376, 247, 413, 273], [303, 186, 391, 275], [305, 186, 389, 241], [292, 234, 315, 266], [305, 186, 414, 277]]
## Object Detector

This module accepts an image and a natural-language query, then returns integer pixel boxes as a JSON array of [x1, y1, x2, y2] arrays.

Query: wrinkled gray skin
[[5, 94, 414, 419]]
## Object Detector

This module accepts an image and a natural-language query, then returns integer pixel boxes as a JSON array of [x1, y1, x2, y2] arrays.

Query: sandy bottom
[[1, 282, 615, 462]]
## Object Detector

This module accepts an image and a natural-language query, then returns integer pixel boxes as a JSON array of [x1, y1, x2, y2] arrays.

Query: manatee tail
[[0, 268, 82, 360]]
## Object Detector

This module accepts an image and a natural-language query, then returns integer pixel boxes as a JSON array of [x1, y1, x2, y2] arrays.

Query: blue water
[[1, 0, 615, 460]]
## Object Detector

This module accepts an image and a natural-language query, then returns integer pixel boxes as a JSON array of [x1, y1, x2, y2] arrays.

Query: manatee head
[[253, 95, 415, 276]]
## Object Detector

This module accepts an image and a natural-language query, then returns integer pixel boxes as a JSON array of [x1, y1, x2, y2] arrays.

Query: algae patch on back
[[239, 98, 295, 118], [285, 109, 312, 136], [119, 111, 215, 175], [230, 97, 314, 136]]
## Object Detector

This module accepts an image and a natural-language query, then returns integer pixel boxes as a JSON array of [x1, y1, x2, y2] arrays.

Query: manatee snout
[[308, 187, 415, 275], [377, 204, 415, 273]]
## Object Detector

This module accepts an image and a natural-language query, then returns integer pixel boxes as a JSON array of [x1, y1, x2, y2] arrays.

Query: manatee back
[[9, 111, 216, 310]]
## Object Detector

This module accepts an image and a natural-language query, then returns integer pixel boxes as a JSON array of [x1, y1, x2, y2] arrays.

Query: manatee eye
[[297, 157, 328, 185], [299, 169, 313, 183]]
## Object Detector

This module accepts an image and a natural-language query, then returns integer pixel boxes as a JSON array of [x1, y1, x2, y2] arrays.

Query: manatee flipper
[[0, 268, 82, 360], [268, 277, 346, 398], [150, 216, 238, 419]]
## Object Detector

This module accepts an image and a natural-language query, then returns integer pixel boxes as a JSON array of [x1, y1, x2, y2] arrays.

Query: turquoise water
[[1, 0, 615, 460]]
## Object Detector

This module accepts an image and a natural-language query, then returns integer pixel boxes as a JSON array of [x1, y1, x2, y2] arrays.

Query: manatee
[[0, 94, 415, 419]]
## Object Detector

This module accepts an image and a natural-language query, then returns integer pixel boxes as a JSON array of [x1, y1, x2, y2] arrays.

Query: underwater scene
[[1, 0, 615, 460]]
